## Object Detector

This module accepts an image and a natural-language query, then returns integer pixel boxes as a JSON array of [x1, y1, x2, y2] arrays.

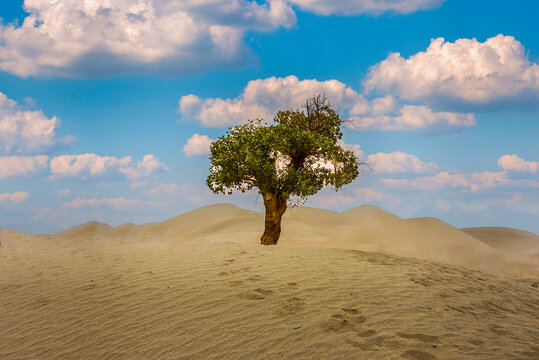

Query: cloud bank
[[364, 35, 539, 109], [0, 1, 448, 78], [0, 0, 296, 77], [382, 170, 509, 192], [49, 153, 167, 180], [179, 75, 473, 134]]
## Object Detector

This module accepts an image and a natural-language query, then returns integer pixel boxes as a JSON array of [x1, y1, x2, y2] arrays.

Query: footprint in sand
[[397, 333, 439, 343], [238, 288, 273, 300], [253, 288, 273, 296], [322, 309, 366, 332], [400, 350, 437, 360], [331, 313, 366, 324], [279, 297, 305, 313]]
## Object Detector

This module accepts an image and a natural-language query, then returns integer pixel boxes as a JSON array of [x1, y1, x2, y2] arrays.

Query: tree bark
[[260, 191, 287, 245]]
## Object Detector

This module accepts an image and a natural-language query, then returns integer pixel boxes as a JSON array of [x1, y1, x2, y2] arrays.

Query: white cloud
[[179, 75, 472, 133], [0, 92, 75, 153], [289, 0, 444, 15], [119, 154, 169, 180], [62, 197, 141, 210], [364, 35, 539, 108], [49, 153, 167, 180], [183, 134, 214, 157], [498, 154, 538, 173], [367, 151, 438, 174], [0, 155, 49, 178], [50, 153, 132, 179], [382, 170, 509, 192], [0, 0, 296, 77], [179, 75, 365, 127], [0, 191, 30, 204], [349, 103, 475, 134]]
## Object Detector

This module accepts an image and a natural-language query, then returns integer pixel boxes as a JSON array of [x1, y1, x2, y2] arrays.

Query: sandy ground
[[1, 204, 538, 359]]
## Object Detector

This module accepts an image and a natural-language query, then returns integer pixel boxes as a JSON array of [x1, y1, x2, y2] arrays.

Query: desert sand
[[1, 204, 538, 359]]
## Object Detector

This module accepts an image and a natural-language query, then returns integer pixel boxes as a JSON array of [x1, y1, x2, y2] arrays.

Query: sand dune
[[1, 204, 538, 359], [55, 204, 535, 274]]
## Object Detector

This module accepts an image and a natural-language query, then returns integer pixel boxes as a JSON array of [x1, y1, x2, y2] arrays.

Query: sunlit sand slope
[[1, 237, 538, 359], [62, 204, 537, 274]]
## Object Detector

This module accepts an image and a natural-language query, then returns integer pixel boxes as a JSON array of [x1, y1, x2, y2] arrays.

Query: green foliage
[[207, 96, 360, 203]]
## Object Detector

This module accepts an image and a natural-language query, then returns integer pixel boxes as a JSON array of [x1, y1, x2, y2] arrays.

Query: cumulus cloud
[[0, 92, 75, 153], [382, 170, 509, 192], [183, 134, 214, 157], [498, 154, 538, 174], [63, 197, 141, 210], [179, 75, 472, 133], [289, 0, 444, 15], [49, 153, 167, 180], [50, 153, 132, 179], [0, 155, 49, 178], [364, 35, 539, 109], [118, 154, 169, 180], [367, 151, 438, 174], [0, 191, 30, 204], [349, 102, 475, 134], [179, 75, 364, 127], [0, 0, 296, 77]]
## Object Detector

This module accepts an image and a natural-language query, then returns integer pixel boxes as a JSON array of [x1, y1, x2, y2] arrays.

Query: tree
[[207, 95, 361, 245]]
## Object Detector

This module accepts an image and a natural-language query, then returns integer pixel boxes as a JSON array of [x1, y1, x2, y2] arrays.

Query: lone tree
[[207, 95, 361, 245]]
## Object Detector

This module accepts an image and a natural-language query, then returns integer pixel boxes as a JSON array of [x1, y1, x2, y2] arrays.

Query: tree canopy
[[207, 95, 361, 244]]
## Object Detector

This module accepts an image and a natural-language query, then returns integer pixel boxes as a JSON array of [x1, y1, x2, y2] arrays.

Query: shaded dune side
[[461, 227, 539, 250], [55, 221, 115, 240]]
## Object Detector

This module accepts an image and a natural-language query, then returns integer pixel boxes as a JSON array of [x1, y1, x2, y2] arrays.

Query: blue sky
[[0, 0, 537, 234]]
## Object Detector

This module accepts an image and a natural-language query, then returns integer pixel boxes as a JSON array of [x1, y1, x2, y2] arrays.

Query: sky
[[0, 0, 537, 234]]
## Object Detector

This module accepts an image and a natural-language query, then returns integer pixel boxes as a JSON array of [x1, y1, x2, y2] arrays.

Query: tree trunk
[[260, 192, 287, 245]]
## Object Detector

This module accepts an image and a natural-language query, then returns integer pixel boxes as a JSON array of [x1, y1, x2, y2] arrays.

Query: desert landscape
[[1, 204, 538, 359], [1, 0, 538, 359]]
